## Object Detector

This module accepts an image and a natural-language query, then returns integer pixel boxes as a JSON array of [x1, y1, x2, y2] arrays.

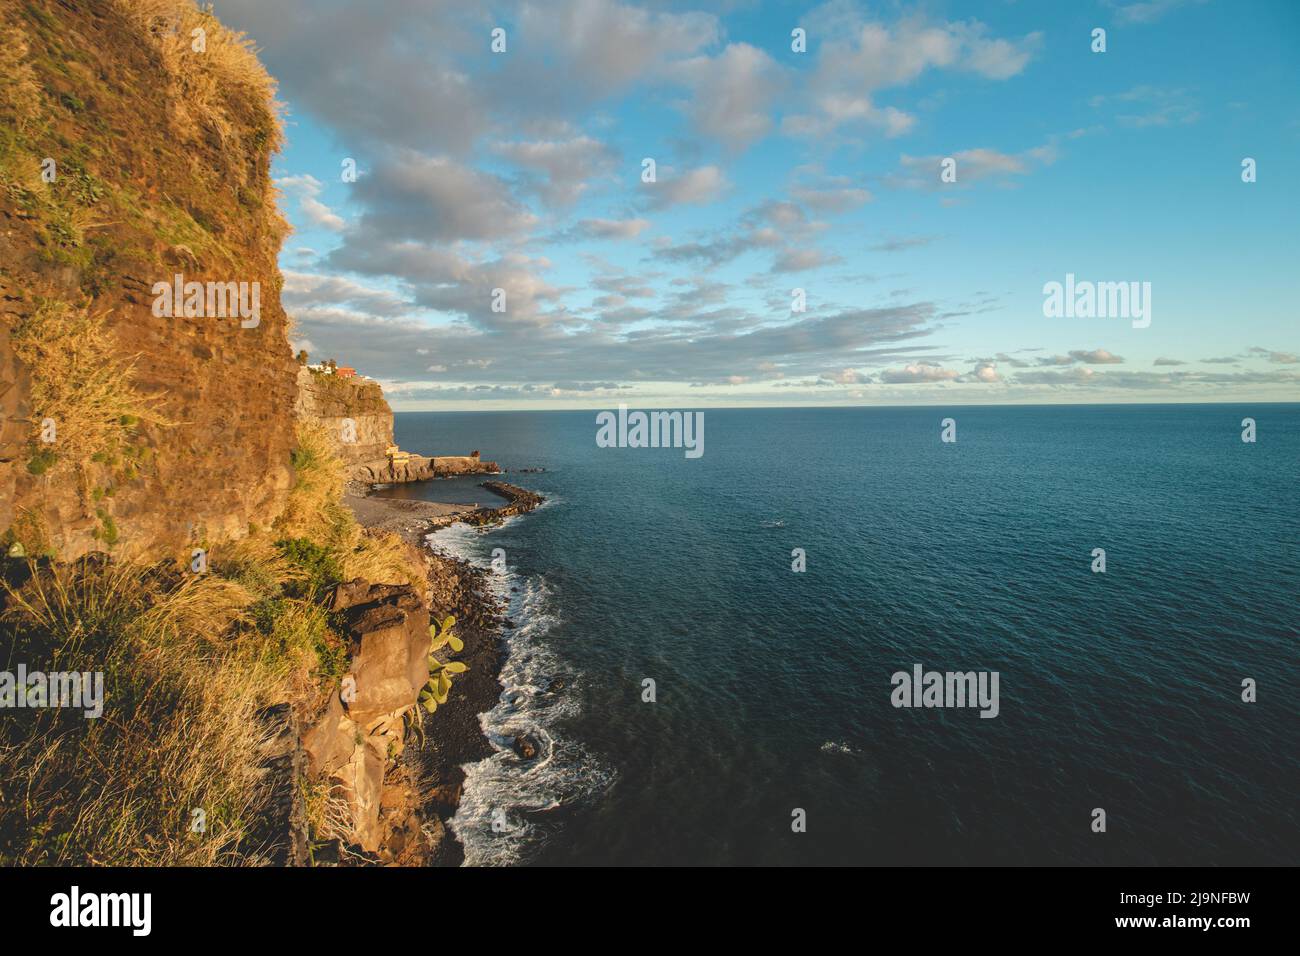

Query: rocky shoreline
[[346, 479, 544, 866]]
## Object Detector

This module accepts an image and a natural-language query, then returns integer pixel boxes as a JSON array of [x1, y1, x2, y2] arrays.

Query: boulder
[[330, 578, 412, 612], [301, 691, 353, 777], [426, 781, 463, 815], [344, 590, 430, 726], [512, 734, 540, 760]]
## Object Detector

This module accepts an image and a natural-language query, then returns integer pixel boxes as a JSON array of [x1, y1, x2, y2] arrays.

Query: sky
[[211, 0, 1300, 410]]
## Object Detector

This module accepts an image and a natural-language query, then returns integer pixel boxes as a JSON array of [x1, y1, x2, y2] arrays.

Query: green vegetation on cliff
[[8, 299, 171, 519]]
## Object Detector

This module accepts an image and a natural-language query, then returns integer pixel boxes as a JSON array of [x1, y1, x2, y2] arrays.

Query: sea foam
[[426, 513, 612, 866]]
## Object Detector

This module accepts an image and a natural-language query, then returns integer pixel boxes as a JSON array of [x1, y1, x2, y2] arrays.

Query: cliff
[[0, 0, 296, 563], [293, 367, 500, 483], [294, 367, 393, 466]]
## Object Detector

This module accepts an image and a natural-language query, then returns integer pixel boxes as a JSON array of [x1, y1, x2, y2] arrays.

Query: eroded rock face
[[341, 583, 430, 727], [349, 454, 500, 485], [301, 580, 432, 855], [294, 367, 393, 466], [302, 692, 352, 778], [335, 734, 387, 851]]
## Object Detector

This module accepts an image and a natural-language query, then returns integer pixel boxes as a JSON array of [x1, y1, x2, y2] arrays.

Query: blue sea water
[[392, 404, 1299, 866]]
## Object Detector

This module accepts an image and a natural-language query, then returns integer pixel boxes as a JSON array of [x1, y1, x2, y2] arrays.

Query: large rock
[[330, 579, 413, 613], [301, 581, 434, 858], [335, 733, 387, 852], [301, 691, 352, 777], [343, 585, 430, 726]]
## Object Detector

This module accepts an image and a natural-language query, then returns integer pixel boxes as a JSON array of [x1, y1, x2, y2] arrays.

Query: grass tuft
[[277, 422, 427, 593], [0, 21, 43, 131], [9, 299, 173, 488], [112, 0, 283, 168]]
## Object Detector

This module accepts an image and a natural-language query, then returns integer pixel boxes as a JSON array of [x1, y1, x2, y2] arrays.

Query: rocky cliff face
[[294, 367, 394, 467], [0, 1, 490, 868], [351, 454, 501, 484], [303, 580, 432, 857], [293, 367, 502, 484], [0, 1, 296, 562]]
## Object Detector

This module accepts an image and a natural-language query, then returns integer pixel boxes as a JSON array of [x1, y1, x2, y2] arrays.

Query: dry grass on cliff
[[9, 300, 173, 482], [278, 421, 427, 593], [0, 551, 345, 865], [276, 421, 349, 540], [0, 0, 288, 280], [113, 0, 282, 158], [0, 22, 42, 131], [338, 526, 427, 595], [0, 559, 271, 864], [0, 417, 426, 863]]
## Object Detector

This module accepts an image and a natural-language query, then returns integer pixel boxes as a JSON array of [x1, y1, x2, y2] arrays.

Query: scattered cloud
[[1069, 348, 1124, 365], [889, 142, 1057, 190], [1105, 0, 1209, 26], [560, 218, 652, 241], [880, 362, 960, 384], [870, 235, 941, 252], [784, 12, 1041, 138], [493, 137, 618, 207], [276, 174, 345, 232], [645, 165, 728, 208], [1090, 86, 1199, 128], [673, 43, 786, 150]]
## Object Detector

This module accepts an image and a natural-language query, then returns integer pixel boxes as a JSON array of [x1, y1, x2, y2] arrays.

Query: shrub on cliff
[[275, 537, 344, 598]]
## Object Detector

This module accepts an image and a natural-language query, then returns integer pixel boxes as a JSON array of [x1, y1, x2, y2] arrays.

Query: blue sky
[[214, 0, 1300, 409]]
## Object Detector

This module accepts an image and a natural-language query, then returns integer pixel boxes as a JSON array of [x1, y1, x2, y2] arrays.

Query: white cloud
[[674, 43, 786, 150], [880, 362, 960, 383], [349, 153, 537, 243], [784, 13, 1041, 137], [493, 136, 618, 207], [646, 165, 727, 208], [1105, 0, 1209, 25], [276, 174, 345, 232]]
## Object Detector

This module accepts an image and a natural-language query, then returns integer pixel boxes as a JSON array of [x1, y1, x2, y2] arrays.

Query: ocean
[[392, 404, 1299, 866]]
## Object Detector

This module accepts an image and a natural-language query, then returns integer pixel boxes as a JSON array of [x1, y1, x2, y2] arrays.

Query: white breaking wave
[[425, 511, 612, 866]]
